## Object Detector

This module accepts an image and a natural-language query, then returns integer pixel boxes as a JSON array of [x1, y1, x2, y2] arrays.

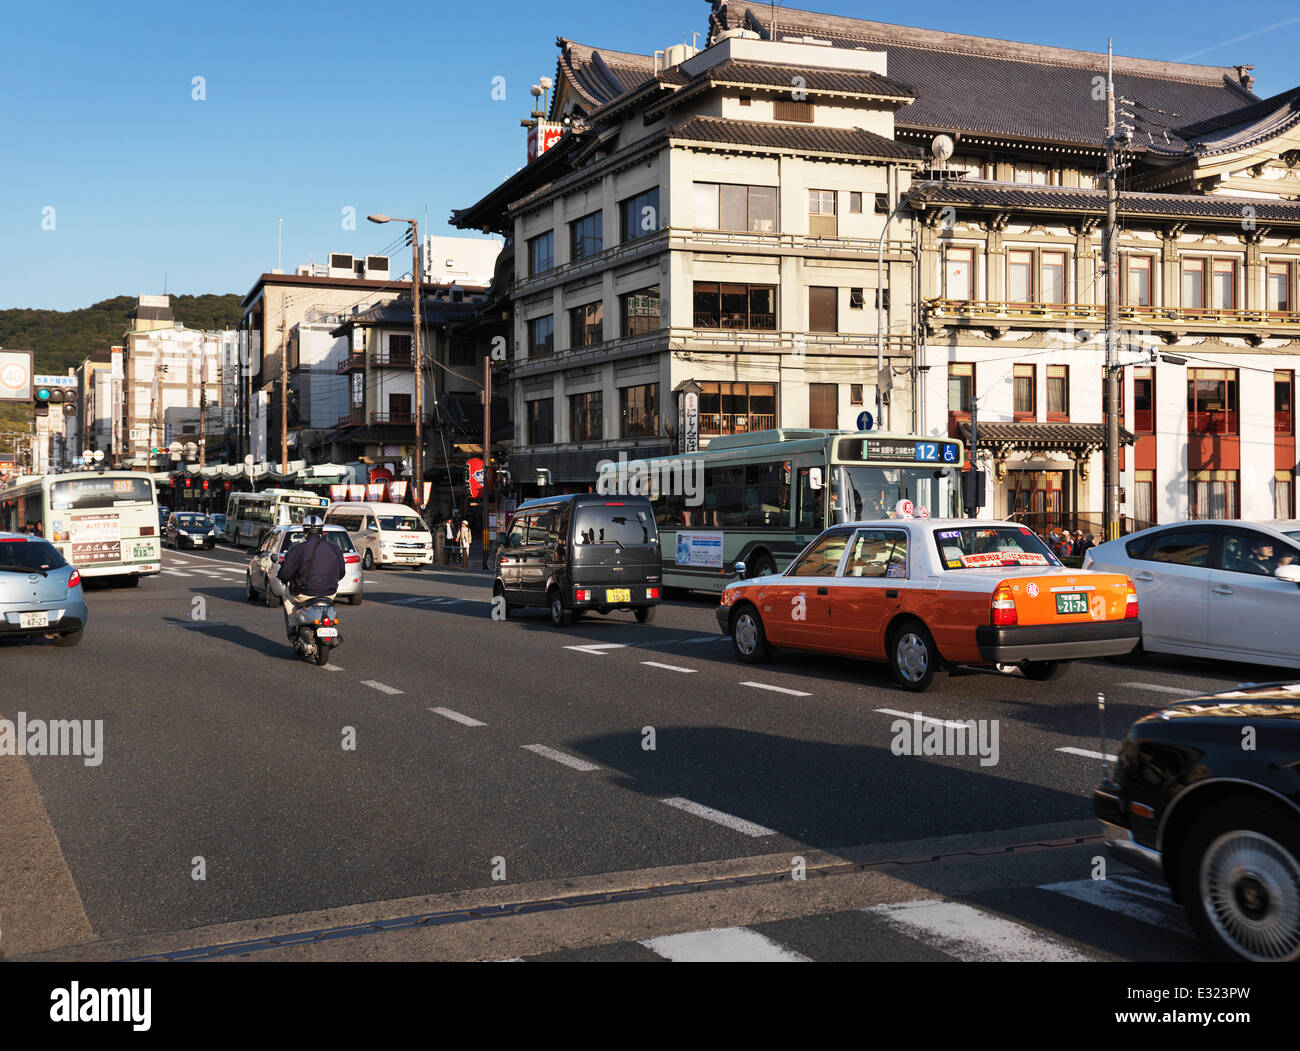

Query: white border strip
[[660, 797, 776, 837]]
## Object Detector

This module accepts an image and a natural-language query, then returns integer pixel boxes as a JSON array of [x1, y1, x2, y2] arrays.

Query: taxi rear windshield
[[934, 526, 1061, 570]]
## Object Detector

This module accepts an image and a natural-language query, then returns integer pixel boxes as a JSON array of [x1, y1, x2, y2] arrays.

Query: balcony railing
[[928, 298, 1300, 329], [699, 412, 777, 435], [335, 411, 432, 428], [336, 349, 414, 374], [337, 353, 366, 374], [693, 313, 777, 330], [337, 411, 364, 428], [1188, 411, 1239, 435]]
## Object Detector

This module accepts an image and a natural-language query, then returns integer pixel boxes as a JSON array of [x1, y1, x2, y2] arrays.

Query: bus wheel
[[122, 575, 140, 588], [746, 555, 776, 579]]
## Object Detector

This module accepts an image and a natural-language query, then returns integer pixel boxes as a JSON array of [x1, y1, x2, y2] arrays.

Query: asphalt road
[[2, 541, 1277, 961]]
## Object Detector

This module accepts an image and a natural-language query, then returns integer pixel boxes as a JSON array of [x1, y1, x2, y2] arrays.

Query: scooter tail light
[[991, 585, 1018, 627]]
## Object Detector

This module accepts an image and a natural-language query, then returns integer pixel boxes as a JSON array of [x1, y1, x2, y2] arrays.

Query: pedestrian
[[1054, 528, 1073, 558], [444, 515, 457, 565], [458, 516, 473, 567]]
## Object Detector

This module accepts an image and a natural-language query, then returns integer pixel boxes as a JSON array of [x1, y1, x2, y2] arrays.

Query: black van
[[494, 494, 662, 626]]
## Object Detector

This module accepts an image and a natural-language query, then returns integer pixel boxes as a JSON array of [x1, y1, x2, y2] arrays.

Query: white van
[[324, 502, 433, 568]]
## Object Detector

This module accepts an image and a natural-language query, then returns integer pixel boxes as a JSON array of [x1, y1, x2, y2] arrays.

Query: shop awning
[[958, 421, 1134, 456]]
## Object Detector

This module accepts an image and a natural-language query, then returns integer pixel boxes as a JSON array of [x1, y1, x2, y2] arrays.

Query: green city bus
[[638, 429, 963, 592]]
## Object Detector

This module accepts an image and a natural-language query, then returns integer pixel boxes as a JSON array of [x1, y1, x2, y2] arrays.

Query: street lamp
[[368, 212, 424, 511]]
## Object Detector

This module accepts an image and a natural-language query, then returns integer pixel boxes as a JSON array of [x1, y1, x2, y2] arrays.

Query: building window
[[1189, 470, 1239, 519], [569, 211, 603, 263], [849, 287, 865, 309], [1267, 261, 1292, 313], [1211, 259, 1237, 309], [698, 382, 777, 436], [1133, 470, 1155, 528], [1047, 365, 1068, 420], [1188, 368, 1238, 434], [388, 393, 411, 419], [1126, 256, 1153, 307], [692, 282, 776, 330], [850, 384, 864, 405], [1277, 370, 1294, 435], [620, 286, 660, 337], [569, 301, 604, 348], [1182, 258, 1206, 309], [808, 287, 837, 333], [952, 156, 986, 179], [808, 189, 837, 237], [1277, 470, 1295, 519], [1008, 250, 1034, 303], [1134, 368, 1154, 433], [569, 390, 603, 442], [619, 187, 659, 244], [948, 363, 973, 416], [527, 231, 554, 276], [620, 384, 659, 438], [388, 333, 413, 360], [1041, 251, 1066, 305], [526, 398, 553, 445], [692, 182, 777, 232], [1013, 364, 1036, 419], [809, 383, 838, 429], [1013, 163, 1055, 185], [849, 192, 863, 214], [527, 315, 554, 357], [739, 95, 751, 106], [945, 247, 974, 301], [774, 100, 814, 122]]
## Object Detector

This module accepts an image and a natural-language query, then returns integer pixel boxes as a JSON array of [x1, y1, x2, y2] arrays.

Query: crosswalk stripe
[[862, 900, 1093, 962], [660, 797, 776, 837], [640, 927, 809, 962], [1039, 876, 1191, 933], [162, 570, 192, 577]]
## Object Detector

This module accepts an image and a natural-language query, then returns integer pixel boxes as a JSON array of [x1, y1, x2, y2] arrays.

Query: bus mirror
[[809, 468, 823, 491]]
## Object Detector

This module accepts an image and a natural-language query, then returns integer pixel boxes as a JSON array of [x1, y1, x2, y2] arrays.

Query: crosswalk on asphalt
[[507, 875, 1206, 962]]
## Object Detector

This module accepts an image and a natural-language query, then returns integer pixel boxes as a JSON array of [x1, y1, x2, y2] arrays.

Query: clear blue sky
[[2, 0, 1297, 311]]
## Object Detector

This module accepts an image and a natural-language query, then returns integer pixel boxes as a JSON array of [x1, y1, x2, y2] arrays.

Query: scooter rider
[[277, 515, 346, 638]]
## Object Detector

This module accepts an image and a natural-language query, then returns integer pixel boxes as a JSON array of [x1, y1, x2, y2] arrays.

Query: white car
[[1083, 520, 1300, 668]]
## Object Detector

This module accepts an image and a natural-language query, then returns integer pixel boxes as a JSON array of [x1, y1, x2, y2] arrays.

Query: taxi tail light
[[991, 585, 1018, 626], [646, 587, 659, 600], [67, 569, 81, 589], [1125, 581, 1139, 619]]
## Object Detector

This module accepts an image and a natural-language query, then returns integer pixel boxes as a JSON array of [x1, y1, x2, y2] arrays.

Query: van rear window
[[574, 505, 656, 546]]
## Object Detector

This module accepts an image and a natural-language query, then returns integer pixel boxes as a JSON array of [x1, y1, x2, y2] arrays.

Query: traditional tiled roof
[[661, 57, 914, 100], [667, 115, 922, 161], [553, 38, 657, 113], [1173, 84, 1300, 157], [914, 181, 1300, 223], [957, 421, 1135, 448], [708, 2, 1258, 151]]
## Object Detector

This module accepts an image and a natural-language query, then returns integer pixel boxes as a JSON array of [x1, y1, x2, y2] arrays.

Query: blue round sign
[[856, 411, 874, 431]]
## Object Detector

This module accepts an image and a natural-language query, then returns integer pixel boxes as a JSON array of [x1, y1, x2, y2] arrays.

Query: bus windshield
[[830, 466, 959, 523], [51, 477, 153, 510]]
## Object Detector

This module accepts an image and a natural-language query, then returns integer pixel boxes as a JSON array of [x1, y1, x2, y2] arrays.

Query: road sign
[[856, 411, 874, 431], [0, 351, 34, 402]]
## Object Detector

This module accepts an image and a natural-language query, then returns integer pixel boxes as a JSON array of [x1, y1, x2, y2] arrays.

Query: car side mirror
[[734, 560, 747, 578], [1274, 563, 1300, 586]]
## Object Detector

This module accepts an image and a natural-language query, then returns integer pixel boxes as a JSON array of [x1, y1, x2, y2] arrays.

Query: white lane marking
[[520, 744, 600, 771], [682, 635, 721, 644], [641, 661, 697, 673], [740, 681, 811, 697], [429, 707, 486, 727], [390, 596, 430, 605], [1040, 876, 1191, 934], [319, 665, 344, 672], [1056, 746, 1119, 762], [162, 570, 192, 577], [189, 569, 226, 578], [360, 680, 404, 695], [660, 797, 776, 837], [863, 900, 1093, 962], [640, 927, 809, 962], [563, 643, 628, 655], [876, 708, 977, 731], [425, 596, 462, 604], [1117, 682, 1205, 696]]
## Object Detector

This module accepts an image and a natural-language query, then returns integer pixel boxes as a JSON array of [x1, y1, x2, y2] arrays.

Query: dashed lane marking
[[360, 680, 404, 695], [641, 661, 697, 673], [429, 707, 486, 727], [161, 570, 192, 577], [1116, 682, 1206, 696], [875, 708, 983, 731], [520, 744, 600, 771], [660, 797, 776, 837], [640, 927, 809, 962], [681, 635, 722, 644], [1056, 746, 1119, 762], [319, 665, 344, 672], [563, 643, 628, 656], [740, 681, 811, 697]]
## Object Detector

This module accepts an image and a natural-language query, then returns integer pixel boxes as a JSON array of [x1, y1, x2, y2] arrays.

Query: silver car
[[1084, 520, 1300, 668], [245, 524, 364, 606], [0, 532, 89, 647]]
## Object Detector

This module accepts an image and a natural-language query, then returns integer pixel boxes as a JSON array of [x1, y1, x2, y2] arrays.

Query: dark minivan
[[494, 494, 662, 626]]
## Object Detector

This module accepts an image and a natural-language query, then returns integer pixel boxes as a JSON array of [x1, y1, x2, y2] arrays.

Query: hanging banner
[[390, 481, 407, 502], [467, 457, 485, 498], [329, 485, 347, 503], [422, 482, 432, 506], [366, 483, 385, 501], [348, 485, 365, 501]]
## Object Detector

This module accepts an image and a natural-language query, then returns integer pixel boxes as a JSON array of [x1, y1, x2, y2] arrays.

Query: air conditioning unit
[[364, 255, 391, 280], [328, 253, 355, 278]]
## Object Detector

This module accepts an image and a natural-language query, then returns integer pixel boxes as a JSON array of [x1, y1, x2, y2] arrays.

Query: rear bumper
[[572, 584, 660, 610], [975, 619, 1141, 662], [0, 613, 86, 638], [1093, 782, 1164, 882]]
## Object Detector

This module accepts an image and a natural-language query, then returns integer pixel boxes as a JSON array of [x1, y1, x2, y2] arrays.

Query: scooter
[[288, 597, 341, 666]]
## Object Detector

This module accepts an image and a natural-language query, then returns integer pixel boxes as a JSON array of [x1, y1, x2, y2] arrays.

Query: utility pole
[[280, 296, 288, 474], [1103, 40, 1122, 541], [199, 339, 208, 470], [411, 219, 424, 512], [482, 354, 492, 568]]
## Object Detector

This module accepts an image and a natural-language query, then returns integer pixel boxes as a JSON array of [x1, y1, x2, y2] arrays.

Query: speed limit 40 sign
[[0, 350, 34, 401]]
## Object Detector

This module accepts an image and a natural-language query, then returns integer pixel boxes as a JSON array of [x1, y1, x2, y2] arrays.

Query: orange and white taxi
[[716, 519, 1141, 691]]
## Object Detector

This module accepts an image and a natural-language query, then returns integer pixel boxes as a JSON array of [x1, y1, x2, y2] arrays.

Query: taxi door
[[765, 528, 852, 649], [829, 528, 910, 659]]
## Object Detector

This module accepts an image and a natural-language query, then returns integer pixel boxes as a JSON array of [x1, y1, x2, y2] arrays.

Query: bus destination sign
[[839, 438, 960, 464]]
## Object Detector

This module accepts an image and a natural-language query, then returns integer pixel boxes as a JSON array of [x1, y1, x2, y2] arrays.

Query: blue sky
[[2, 0, 1297, 311]]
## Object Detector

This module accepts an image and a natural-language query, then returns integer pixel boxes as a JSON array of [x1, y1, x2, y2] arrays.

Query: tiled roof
[[667, 115, 923, 161], [1174, 85, 1300, 157], [665, 58, 915, 100], [957, 421, 1135, 447], [554, 38, 657, 112], [915, 181, 1300, 223], [709, 2, 1258, 150]]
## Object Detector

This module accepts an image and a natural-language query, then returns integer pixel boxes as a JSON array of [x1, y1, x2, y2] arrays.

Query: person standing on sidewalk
[[458, 516, 473, 568]]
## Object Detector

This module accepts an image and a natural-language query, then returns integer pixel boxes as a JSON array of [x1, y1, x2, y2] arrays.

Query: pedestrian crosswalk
[[505, 874, 1205, 962]]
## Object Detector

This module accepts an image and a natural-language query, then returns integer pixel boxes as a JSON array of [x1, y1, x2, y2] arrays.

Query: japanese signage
[[527, 121, 563, 163], [675, 530, 723, 569], [681, 392, 699, 453]]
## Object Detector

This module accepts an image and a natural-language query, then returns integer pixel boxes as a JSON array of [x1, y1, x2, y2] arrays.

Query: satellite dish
[[930, 134, 955, 163]]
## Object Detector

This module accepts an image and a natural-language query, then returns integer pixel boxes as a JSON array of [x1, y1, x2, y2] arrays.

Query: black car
[[493, 494, 662, 626], [1094, 683, 1300, 962], [165, 512, 217, 549]]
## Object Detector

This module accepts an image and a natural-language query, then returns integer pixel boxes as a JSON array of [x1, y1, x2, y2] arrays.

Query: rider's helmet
[[303, 514, 325, 535]]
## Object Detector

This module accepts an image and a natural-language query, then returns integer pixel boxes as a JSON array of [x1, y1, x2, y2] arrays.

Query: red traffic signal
[[202, 479, 209, 490]]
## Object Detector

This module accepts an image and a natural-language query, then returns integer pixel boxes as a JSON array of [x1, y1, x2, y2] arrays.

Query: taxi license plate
[[317, 627, 338, 638], [605, 588, 631, 603], [20, 611, 50, 629], [1055, 592, 1089, 615]]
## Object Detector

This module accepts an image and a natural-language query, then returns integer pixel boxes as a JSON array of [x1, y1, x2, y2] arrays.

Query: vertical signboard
[[681, 391, 700, 453]]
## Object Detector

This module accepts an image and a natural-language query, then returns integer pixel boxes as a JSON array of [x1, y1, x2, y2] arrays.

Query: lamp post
[[368, 213, 424, 511]]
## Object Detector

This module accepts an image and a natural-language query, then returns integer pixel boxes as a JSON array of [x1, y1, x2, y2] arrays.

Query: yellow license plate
[[606, 588, 631, 602]]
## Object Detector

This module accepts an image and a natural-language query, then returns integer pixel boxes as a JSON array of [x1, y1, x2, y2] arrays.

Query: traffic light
[[34, 386, 52, 416]]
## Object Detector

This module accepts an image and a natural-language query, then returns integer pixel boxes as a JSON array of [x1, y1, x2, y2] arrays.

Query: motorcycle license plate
[[316, 627, 338, 638], [605, 588, 631, 603]]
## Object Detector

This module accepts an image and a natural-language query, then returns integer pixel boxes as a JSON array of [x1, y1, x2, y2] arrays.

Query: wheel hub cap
[[897, 634, 928, 681], [735, 615, 757, 654], [1201, 830, 1300, 961]]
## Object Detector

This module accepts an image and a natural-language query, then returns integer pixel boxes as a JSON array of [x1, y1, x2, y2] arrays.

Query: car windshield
[[378, 516, 428, 533], [0, 539, 67, 570], [282, 530, 354, 553], [933, 526, 1061, 569], [1285, 530, 1300, 543], [573, 504, 656, 546], [177, 515, 210, 528]]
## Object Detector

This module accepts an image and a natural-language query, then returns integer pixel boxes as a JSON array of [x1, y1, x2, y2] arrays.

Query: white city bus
[[0, 471, 162, 583], [225, 489, 330, 548], [643, 429, 964, 592]]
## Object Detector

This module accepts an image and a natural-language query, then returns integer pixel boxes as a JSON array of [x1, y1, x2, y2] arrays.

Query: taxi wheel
[[730, 605, 771, 663], [889, 620, 938, 692], [1021, 660, 1070, 682], [1180, 800, 1300, 962]]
